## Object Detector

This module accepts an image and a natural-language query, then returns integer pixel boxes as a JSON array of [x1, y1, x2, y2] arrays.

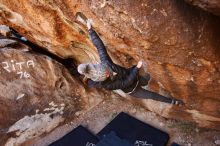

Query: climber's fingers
[[75, 12, 88, 25], [87, 19, 93, 30]]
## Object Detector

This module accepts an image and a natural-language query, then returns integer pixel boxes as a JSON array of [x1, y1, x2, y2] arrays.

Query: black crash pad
[[96, 131, 132, 146], [97, 112, 169, 146], [171, 142, 181, 146], [49, 125, 99, 146]]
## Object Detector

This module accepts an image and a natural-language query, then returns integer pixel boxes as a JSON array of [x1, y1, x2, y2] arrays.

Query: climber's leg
[[128, 86, 183, 105]]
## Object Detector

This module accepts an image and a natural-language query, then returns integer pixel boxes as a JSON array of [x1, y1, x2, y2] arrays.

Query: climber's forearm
[[103, 67, 139, 90], [122, 67, 139, 87], [87, 79, 122, 90]]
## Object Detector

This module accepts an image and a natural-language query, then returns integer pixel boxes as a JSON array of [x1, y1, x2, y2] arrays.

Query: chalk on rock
[[0, 25, 11, 36], [16, 93, 25, 100], [0, 39, 17, 48], [215, 140, 220, 145]]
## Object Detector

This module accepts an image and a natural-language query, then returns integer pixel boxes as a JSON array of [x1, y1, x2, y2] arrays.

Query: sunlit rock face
[[0, 0, 220, 132], [0, 39, 104, 146], [185, 0, 220, 16]]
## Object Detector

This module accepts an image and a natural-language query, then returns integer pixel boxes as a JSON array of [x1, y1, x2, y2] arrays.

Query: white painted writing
[[17, 71, 30, 79], [134, 140, 153, 146], [85, 142, 96, 146], [1, 60, 35, 79]]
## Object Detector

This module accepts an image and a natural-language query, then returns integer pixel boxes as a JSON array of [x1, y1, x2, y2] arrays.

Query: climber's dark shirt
[[88, 28, 140, 92], [87, 67, 139, 91]]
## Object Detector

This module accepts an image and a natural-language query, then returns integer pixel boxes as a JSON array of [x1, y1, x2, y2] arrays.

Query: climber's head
[[77, 63, 111, 81]]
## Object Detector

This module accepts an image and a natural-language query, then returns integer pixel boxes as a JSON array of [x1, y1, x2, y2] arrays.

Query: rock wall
[[0, 38, 107, 146], [0, 0, 220, 135]]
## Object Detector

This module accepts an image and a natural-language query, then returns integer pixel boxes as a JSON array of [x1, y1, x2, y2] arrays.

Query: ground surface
[[33, 95, 220, 146]]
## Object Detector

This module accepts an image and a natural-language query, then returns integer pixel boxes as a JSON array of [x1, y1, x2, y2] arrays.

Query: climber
[[77, 19, 183, 105]]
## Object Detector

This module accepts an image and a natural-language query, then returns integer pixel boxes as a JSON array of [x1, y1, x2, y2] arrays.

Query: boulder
[[0, 39, 104, 146], [0, 0, 220, 131]]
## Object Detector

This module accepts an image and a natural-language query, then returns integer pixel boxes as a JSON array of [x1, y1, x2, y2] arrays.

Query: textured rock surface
[[0, 39, 105, 146], [185, 0, 220, 16], [0, 0, 220, 132]]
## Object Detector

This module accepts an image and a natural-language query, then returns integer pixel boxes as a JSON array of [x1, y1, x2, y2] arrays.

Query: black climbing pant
[[123, 74, 180, 104], [129, 86, 174, 104]]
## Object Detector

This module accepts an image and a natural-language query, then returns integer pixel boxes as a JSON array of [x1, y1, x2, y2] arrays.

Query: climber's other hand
[[137, 61, 143, 69]]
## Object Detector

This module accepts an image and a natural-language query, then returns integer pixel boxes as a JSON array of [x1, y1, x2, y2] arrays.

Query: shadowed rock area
[[0, 0, 220, 144], [185, 0, 220, 16]]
